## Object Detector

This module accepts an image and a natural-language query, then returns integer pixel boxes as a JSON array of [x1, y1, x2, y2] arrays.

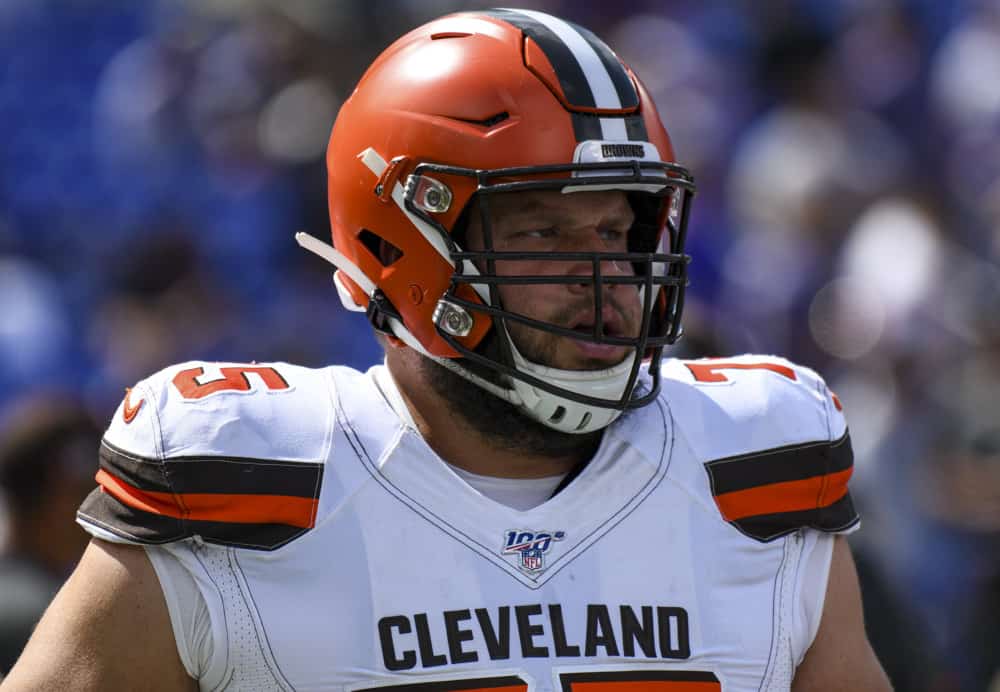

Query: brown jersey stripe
[[163, 457, 322, 497], [730, 493, 860, 542], [100, 439, 323, 498], [706, 432, 852, 495], [78, 486, 313, 551], [99, 440, 171, 492], [78, 486, 186, 544], [96, 468, 318, 528], [714, 467, 853, 522]]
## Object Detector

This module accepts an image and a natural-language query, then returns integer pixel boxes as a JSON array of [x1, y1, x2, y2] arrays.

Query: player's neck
[[425, 421, 586, 478], [385, 350, 597, 479]]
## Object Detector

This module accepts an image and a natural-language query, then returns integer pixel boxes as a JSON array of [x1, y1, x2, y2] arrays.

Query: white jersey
[[78, 355, 859, 692]]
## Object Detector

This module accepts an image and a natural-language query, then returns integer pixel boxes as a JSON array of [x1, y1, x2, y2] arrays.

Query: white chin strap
[[430, 342, 632, 435], [432, 319, 640, 435], [499, 325, 633, 434]]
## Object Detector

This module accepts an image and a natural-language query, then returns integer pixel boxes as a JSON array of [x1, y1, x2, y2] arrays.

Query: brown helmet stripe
[[482, 8, 647, 142]]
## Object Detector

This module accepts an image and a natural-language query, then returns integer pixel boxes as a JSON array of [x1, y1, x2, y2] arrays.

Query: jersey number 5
[[172, 365, 290, 400]]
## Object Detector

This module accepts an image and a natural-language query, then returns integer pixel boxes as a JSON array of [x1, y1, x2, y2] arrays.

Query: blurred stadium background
[[0, 0, 998, 689]]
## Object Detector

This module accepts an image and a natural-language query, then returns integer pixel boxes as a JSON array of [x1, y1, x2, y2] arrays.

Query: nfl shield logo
[[522, 548, 543, 571], [502, 529, 565, 573]]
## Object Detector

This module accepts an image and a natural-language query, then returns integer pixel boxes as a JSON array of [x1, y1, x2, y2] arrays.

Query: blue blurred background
[[0, 0, 998, 689]]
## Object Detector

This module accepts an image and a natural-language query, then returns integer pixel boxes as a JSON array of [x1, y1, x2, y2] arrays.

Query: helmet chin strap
[[496, 323, 631, 435], [436, 320, 634, 435]]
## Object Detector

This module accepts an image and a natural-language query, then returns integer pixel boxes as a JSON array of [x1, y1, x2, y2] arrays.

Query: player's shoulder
[[660, 354, 845, 452], [658, 354, 857, 542], [79, 360, 364, 552], [108, 360, 336, 460]]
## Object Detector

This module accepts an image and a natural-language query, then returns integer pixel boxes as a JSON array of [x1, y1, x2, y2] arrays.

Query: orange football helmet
[[298, 8, 695, 433]]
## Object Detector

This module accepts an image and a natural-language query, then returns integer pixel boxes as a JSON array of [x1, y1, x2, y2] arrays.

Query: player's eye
[[598, 227, 627, 242], [512, 227, 557, 239]]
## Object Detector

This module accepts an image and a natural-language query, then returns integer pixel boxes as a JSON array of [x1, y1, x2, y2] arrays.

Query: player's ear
[[374, 331, 405, 350]]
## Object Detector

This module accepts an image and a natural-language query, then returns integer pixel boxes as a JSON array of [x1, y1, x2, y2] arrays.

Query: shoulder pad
[[661, 355, 859, 542], [77, 361, 332, 551]]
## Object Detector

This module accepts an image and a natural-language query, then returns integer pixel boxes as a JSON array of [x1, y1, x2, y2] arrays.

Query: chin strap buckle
[[366, 289, 403, 336]]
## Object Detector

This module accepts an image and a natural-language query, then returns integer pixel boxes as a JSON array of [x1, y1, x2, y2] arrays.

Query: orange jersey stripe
[[568, 683, 719, 692], [713, 467, 853, 521], [96, 468, 182, 516], [96, 469, 317, 528]]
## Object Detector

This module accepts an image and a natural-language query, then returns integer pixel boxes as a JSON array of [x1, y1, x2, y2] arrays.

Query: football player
[[3, 9, 890, 691]]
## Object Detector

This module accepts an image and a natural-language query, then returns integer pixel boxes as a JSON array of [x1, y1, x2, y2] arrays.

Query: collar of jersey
[[368, 360, 664, 465], [371, 359, 420, 430], [339, 365, 675, 586]]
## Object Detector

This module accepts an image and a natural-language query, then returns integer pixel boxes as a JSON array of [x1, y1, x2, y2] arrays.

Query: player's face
[[464, 189, 641, 371]]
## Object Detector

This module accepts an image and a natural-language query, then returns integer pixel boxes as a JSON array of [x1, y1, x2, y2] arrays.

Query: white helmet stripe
[[599, 117, 628, 141], [512, 9, 623, 112], [484, 9, 645, 143], [357, 147, 489, 303], [358, 148, 452, 264]]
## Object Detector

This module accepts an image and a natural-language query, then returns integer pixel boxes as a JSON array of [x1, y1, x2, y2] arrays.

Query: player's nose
[[566, 232, 633, 296]]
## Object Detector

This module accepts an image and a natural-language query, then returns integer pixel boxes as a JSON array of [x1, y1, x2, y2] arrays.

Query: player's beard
[[420, 298, 640, 462], [419, 335, 604, 462]]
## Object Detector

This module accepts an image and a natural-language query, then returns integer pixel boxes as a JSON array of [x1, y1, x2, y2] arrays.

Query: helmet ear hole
[[357, 229, 404, 267]]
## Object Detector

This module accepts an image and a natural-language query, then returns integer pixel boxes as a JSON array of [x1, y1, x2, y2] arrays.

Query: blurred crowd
[[1, 0, 998, 689]]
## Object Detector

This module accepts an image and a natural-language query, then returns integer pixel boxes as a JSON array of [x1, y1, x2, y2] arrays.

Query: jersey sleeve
[[76, 361, 333, 551], [663, 355, 860, 543]]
